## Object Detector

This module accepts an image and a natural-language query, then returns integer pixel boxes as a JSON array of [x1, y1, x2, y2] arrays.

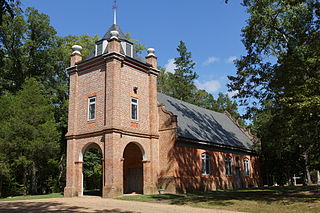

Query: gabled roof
[[157, 93, 254, 152]]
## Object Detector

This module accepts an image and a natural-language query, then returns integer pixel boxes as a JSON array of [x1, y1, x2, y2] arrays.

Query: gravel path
[[0, 197, 242, 213]]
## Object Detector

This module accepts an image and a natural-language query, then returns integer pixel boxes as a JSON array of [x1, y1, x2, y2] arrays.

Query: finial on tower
[[113, 0, 117, 25]]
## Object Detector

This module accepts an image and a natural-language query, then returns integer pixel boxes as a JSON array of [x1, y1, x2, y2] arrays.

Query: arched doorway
[[81, 144, 103, 196], [123, 142, 144, 194]]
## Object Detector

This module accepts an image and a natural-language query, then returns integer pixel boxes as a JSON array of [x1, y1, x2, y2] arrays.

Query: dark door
[[127, 167, 143, 194]]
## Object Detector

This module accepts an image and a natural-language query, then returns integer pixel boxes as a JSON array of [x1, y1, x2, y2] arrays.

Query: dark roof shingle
[[157, 93, 254, 151]]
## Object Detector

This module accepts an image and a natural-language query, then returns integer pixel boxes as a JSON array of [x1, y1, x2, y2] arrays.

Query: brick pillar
[[64, 139, 77, 197], [103, 132, 123, 197], [75, 161, 83, 196], [70, 45, 83, 67]]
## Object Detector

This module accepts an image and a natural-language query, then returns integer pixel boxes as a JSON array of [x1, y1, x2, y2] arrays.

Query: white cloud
[[227, 90, 239, 98], [226, 56, 237, 64], [203, 56, 220, 66], [195, 80, 221, 93], [164, 58, 176, 73]]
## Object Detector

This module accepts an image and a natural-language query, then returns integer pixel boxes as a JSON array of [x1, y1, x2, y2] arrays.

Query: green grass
[[116, 186, 320, 213], [0, 193, 64, 201]]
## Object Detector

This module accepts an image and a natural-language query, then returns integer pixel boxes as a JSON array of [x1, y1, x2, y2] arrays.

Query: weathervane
[[113, 0, 117, 25]]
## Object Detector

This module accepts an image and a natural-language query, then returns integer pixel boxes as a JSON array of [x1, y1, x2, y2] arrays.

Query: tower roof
[[102, 24, 129, 42]]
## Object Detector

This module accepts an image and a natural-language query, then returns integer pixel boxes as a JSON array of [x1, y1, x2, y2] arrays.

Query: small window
[[131, 98, 138, 121], [225, 157, 232, 176], [88, 96, 96, 121], [201, 153, 211, 175], [126, 43, 133, 57], [244, 159, 250, 176]]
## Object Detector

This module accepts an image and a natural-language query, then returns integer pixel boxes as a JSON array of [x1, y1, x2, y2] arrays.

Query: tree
[[0, 78, 60, 195], [228, 0, 320, 184], [0, 0, 20, 25], [124, 32, 147, 56]]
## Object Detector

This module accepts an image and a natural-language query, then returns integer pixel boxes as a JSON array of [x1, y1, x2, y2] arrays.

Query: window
[[131, 98, 138, 121], [201, 153, 211, 175], [244, 159, 250, 176], [88, 96, 96, 121], [225, 157, 232, 176]]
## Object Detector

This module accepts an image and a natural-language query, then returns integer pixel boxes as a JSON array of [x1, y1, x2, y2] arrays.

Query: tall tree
[[0, 78, 60, 195], [228, 0, 320, 184]]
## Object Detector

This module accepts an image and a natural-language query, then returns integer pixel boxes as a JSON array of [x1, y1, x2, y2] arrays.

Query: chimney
[[146, 48, 157, 68], [70, 45, 83, 67], [107, 30, 121, 53]]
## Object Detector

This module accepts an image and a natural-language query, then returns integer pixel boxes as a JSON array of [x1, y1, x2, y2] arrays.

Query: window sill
[[130, 122, 139, 128]]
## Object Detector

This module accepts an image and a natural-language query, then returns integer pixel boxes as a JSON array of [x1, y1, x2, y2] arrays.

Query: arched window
[[225, 157, 232, 176], [244, 159, 250, 176], [201, 153, 211, 175]]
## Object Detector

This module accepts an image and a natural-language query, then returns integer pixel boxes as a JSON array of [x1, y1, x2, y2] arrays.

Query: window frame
[[225, 157, 233, 176], [87, 96, 96, 121], [201, 153, 211, 176], [244, 159, 250, 176], [131, 97, 138, 121]]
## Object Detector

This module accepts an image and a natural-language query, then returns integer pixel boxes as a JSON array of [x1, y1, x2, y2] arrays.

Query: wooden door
[[127, 167, 143, 194]]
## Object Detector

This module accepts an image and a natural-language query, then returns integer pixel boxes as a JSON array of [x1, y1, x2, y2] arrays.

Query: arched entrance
[[80, 143, 103, 196], [123, 142, 144, 194]]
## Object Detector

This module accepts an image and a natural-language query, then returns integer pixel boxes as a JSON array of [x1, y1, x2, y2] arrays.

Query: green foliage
[[158, 40, 245, 125], [124, 32, 147, 56], [0, 78, 60, 196], [228, 0, 320, 184], [83, 148, 102, 192]]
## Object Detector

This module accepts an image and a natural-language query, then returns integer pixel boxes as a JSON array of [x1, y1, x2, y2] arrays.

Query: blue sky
[[21, 0, 249, 113]]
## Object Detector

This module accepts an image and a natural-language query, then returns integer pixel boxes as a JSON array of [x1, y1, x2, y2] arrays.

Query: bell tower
[[64, 2, 160, 198]]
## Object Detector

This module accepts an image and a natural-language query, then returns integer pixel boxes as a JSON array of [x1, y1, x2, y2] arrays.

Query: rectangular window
[[88, 96, 96, 121], [201, 153, 211, 175], [225, 157, 232, 176], [131, 98, 138, 121], [244, 159, 250, 176]]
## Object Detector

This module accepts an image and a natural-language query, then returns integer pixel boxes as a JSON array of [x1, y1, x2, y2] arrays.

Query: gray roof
[[157, 93, 254, 151], [102, 24, 128, 41]]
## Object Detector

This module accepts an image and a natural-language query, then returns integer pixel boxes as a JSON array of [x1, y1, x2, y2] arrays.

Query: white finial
[[110, 30, 119, 39], [113, 0, 117, 25], [147, 48, 155, 56], [72, 45, 82, 55]]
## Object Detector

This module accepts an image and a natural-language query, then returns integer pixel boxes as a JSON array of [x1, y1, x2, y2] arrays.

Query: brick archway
[[78, 142, 103, 196], [123, 142, 144, 194]]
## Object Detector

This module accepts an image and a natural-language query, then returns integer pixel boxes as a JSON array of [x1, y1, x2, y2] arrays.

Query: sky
[[21, 0, 249, 113]]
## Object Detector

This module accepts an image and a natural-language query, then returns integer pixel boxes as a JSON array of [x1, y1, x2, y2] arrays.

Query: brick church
[[64, 9, 261, 198]]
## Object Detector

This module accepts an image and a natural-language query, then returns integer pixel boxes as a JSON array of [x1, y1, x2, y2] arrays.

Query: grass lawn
[[117, 185, 320, 213], [0, 193, 64, 202]]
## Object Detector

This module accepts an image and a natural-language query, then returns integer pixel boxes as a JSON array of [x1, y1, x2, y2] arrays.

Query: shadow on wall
[[0, 201, 138, 213]]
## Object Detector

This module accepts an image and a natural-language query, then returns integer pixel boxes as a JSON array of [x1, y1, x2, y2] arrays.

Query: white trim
[[87, 96, 96, 121], [244, 159, 250, 176], [130, 97, 138, 121], [201, 153, 211, 175]]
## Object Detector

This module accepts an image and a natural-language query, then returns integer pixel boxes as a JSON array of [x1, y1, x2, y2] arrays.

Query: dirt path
[[0, 197, 242, 213]]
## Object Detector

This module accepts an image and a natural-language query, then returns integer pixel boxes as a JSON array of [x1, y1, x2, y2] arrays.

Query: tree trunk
[[31, 162, 37, 194], [0, 178, 2, 197], [303, 152, 312, 185], [317, 171, 320, 185], [22, 169, 27, 195]]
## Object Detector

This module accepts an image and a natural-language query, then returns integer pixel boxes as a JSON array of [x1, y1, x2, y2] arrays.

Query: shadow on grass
[[0, 201, 138, 213], [168, 185, 320, 206]]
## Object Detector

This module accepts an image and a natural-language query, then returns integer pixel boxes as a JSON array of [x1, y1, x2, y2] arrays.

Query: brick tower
[[64, 14, 160, 197]]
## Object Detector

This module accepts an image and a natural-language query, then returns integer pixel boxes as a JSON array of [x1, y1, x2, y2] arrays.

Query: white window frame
[[244, 159, 250, 176], [225, 157, 233, 176], [87, 96, 96, 121], [201, 153, 211, 175], [131, 97, 138, 121]]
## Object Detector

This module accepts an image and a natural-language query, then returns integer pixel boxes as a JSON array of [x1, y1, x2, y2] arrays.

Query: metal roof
[[157, 93, 254, 151]]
